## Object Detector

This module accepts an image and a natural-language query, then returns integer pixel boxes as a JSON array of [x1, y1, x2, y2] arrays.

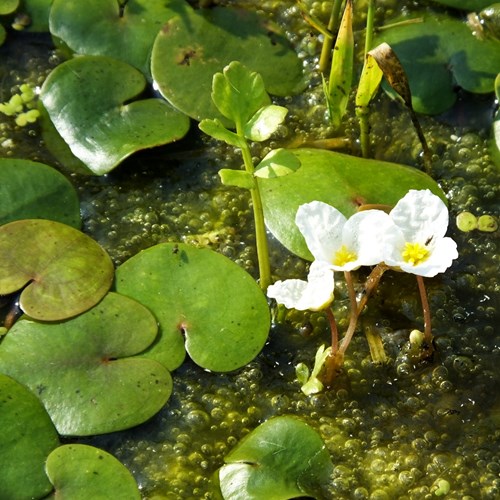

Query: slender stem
[[344, 270, 357, 312], [364, 0, 375, 57], [319, 0, 344, 73], [416, 275, 433, 346], [339, 264, 388, 355], [238, 135, 271, 291], [325, 306, 339, 353]]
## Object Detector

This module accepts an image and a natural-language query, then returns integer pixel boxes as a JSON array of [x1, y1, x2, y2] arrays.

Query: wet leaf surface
[[40, 55, 190, 175]]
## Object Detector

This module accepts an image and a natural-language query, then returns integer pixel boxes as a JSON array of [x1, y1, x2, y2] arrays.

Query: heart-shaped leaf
[[376, 14, 500, 114], [40, 55, 190, 175], [259, 148, 446, 260], [151, 6, 306, 123], [0, 292, 172, 436], [0, 219, 114, 321], [219, 416, 333, 500], [0, 374, 59, 500], [115, 243, 270, 373], [45, 444, 140, 499], [0, 158, 80, 227], [49, 0, 186, 77]]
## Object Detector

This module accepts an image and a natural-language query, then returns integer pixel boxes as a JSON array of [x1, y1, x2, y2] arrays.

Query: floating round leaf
[[0, 292, 172, 436], [0, 373, 59, 500], [259, 148, 447, 260], [0, 219, 114, 321], [376, 14, 500, 114], [40, 55, 190, 175], [46, 444, 140, 499], [116, 243, 270, 373], [151, 6, 306, 123], [49, 0, 186, 77], [219, 416, 333, 500], [0, 158, 80, 227]]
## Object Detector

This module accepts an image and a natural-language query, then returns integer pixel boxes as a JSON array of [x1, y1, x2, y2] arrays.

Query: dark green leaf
[[0, 158, 80, 227], [0, 374, 59, 500], [40, 55, 190, 175]]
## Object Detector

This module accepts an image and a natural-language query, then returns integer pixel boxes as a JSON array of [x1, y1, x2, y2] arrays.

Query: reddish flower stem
[[416, 275, 433, 347]]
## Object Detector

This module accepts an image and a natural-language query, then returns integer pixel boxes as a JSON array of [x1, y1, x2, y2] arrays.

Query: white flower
[[295, 201, 394, 271], [267, 260, 334, 311], [382, 189, 458, 277]]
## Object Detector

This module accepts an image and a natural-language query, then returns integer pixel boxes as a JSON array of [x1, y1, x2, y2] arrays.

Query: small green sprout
[[296, 344, 332, 395], [0, 83, 39, 126]]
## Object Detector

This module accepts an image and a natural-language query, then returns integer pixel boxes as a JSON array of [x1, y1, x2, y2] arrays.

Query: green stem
[[319, 0, 344, 73], [238, 135, 271, 291], [364, 0, 375, 57]]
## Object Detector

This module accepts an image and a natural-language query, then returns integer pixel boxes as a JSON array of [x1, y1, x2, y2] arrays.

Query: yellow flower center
[[402, 242, 430, 266], [333, 245, 357, 267]]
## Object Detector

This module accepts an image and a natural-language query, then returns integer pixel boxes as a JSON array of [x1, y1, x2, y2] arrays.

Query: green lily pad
[[22, 0, 52, 32], [0, 373, 59, 500], [151, 6, 305, 123], [219, 416, 333, 500], [0, 0, 18, 15], [115, 243, 270, 373], [0, 292, 172, 436], [0, 219, 114, 321], [40, 55, 190, 175], [0, 158, 80, 227], [49, 0, 186, 77], [46, 444, 140, 499], [376, 14, 500, 114], [259, 148, 446, 260]]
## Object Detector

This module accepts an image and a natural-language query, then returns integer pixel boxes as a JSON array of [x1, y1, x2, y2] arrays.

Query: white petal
[[399, 237, 458, 277], [342, 210, 396, 268], [267, 262, 334, 311], [295, 201, 345, 262], [390, 189, 449, 243]]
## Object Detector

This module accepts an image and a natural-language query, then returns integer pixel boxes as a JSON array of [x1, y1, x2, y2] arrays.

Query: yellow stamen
[[402, 242, 430, 266], [333, 245, 357, 267]]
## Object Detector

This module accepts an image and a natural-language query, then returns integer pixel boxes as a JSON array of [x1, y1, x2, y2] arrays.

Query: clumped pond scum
[[0, 1, 499, 499]]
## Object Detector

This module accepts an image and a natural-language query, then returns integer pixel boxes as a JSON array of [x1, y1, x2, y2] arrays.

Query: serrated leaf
[[212, 61, 270, 129]]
